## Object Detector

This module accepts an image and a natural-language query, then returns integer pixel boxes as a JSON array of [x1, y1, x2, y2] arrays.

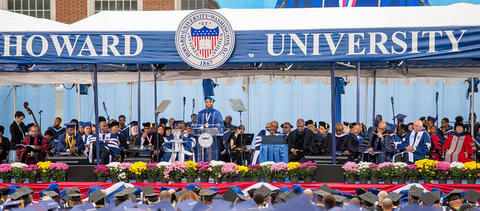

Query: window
[[93, 0, 141, 14], [5, 0, 54, 19], [180, 0, 208, 10]]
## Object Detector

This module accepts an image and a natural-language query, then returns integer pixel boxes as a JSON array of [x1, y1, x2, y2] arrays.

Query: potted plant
[[357, 162, 370, 184], [37, 161, 52, 183], [106, 162, 122, 183], [164, 161, 187, 183], [464, 161, 477, 184], [450, 162, 464, 184], [270, 162, 289, 183], [405, 164, 419, 183], [184, 161, 198, 183], [247, 165, 262, 182], [299, 161, 317, 183], [342, 162, 358, 184], [210, 161, 225, 183], [0, 164, 12, 183], [415, 159, 438, 184], [50, 163, 69, 182], [260, 162, 275, 183], [197, 162, 211, 183], [435, 161, 451, 184], [157, 162, 170, 183], [11, 162, 27, 183], [378, 162, 395, 184], [145, 163, 159, 183], [129, 161, 147, 183], [119, 162, 132, 182], [393, 162, 407, 184], [368, 163, 379, 184], [236, 165, 248, 182], [24, 164, 38, 183], [94, 165, 109, 182], [288, 162, 301, 183], [221, 162, 239, 183]]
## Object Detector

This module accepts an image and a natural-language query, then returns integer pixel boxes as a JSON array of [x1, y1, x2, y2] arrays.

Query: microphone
[[390, 97, 394, 104], [436, 92, 439, 101], [183, 97, 186, 105], [38, 110, 43, 114]]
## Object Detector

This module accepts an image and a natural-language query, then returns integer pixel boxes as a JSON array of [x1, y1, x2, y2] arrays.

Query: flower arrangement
[[236, 165, 249, 177], [221, 163, 239, 178], [49, 163, 69, 180], [415, 159, 438, 178], [184, 161, 198, 178], [11, 162, 27, 180], [342, 162, 358, 178], [156, 162, 170, 179], [357, 162, 371, 178], [106, 162, 122, 180], [404, 164, 419, 178], [450, 162, 464, 178], [129, 162, 147, 179], [247, 164, 262, 177], [270, 162, 289, 178], [368, 163, 380, 178], [393, 162, 407, 178], [435, 162, 451, 179], [0, 164, 13, 180], [196, 162, 212, 178], [210, 161, 225, 179], [164, 161, 187, 182], [120, 162, 133, 179], [37, 161, 52, 179], [145, 163, 159, 179], [260, 161, 275, 177], [378, 162, 395, 178], [94, 165, 110, 178], [287, 162, 301, 177], [299, 161, 317, 177], [24, 164, 38, 179], [464, 161, 477, 179]]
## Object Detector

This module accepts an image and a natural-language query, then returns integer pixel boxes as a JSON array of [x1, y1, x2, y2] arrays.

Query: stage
[[2, 182, 480, 201]]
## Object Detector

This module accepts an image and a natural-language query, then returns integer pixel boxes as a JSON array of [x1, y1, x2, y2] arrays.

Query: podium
[[192, 124, 224, 161], [164, 139, 187, 162]]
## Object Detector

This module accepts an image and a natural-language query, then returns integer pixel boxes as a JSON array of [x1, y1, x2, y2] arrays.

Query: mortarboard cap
[[0, 188, 10, 195], [313, 189, 330, 197], [446, 189, 464, 202], [205, 96, 215, 102], [9, 188, 29, 200], [108, 121, 119, 128], [159, 118, 168, 125], [359, 192, 378, 206], [254, 185, 271, 198], [427, 116, 437, 122], [9, 185, 21, 195], [368, 188, 380, 196], [386, 192, 403, 204], [421, 192, 440, 206], [185, 184, 200, 191], [140, 185, 156, 195], [223, 189, 247, 202], [142, 122, 153, 128], [408, 186, 423, 198], [89, 189, 105, 204], [174, 189, 187, 201], [334, 195, 347, 204], [208, 187, 218, 193], [42, 191, 59, 198], [464, 190, 480, 203], [275, 191, 297, 203], [86, 186, 102, 197], [431, 191, 442, 200], [395, 114, 407, 122], [65, 123, 76, 129], [199, 189, 215, 197], [355, 188, 366, 196], [318, 184, 333, 193], [129, 121, 138, 126]]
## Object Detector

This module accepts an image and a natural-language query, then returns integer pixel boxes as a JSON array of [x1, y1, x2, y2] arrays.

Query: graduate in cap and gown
[[442, 122, 474, 163], [196, 96, 224, 129], [57, 123, 85, 156], [17, 124, 50, 164]]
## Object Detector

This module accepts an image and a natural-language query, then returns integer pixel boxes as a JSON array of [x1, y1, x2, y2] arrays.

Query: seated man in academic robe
[[397, 120, 431, 163], [17, 125, 49, 164], [57, 123, 85, 156], [442, 122, 474, 163], [365, 121, 395, 163], [288, 119, 314, 162], [314, 122, 332, 156], [341, 123, 362, 162]]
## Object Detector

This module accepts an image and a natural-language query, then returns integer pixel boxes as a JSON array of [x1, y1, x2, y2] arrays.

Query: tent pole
[[77, 84, 81, 120], [92, 64, 100, 166], [331, 62, 336, 165], [373, 70, 377, 127], [137, 65, 142, 140], [13, 86, 16, 114], [364, 77, 368, 125], [154, 68, 158, 130], [129, 83, 132, 122], [356, 62, 360, 123], [471, 77, 475, 161], [246, 76, 250, 132]]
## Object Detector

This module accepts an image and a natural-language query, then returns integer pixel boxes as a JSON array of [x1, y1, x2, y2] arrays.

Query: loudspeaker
[[315, 164, 344, 183], [67, 165, 95, 182]]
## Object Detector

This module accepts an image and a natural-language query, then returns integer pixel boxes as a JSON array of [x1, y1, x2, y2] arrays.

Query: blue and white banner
[[0, 26, 478, 65]]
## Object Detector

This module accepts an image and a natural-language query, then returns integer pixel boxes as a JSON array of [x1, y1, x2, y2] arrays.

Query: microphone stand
[[183, 97, 186, 121], [391, 97, 395, 123], [38, 110, 43, 131], [435, 92, 439, 127], [102, 102, 110, 121], [192, 99, 195, 117]]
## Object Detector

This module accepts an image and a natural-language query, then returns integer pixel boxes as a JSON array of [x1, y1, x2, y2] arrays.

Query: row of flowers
[[342, 159, 480, 184], [0, 162, 69, 183], [95, 161, 317, 183]]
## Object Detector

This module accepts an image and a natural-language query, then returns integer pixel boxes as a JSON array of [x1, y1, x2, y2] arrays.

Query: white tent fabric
[[0, 10, 68, 32]]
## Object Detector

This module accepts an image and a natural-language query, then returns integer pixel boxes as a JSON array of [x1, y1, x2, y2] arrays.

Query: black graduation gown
[[287, 129, 315, 161], [341, 133, 360, 161], [9, 121, 25, 149]]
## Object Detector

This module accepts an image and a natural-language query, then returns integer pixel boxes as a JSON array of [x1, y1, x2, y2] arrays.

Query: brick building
[[0, 0, 214, 24]]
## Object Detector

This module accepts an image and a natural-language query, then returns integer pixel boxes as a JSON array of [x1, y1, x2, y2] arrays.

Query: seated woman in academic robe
[[442, 122, 474, 163], [160, 127, 174, 162], [17, 125, 49, 164]]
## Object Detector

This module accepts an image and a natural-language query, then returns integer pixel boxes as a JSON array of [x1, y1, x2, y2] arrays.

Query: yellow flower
[[185, 161, 198, 169], [129, 161, 147, 175], [236, 165, 249, 173], [288, 162, 300, 171], [464, 161, 477, 170], [37, 161, 52, 170]]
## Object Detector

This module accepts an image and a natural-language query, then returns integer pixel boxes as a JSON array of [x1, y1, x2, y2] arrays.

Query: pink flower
[[146, 163, 158, 167], [94, 165, 110, 175], [163, 161, 187, 179], [221, 163, 238, 174], [369, 163, 379, 170], [342, 162, 358, 172], [378, 162, 394, 169], [270, 162, 289, 172], [406, 164, 418, 170], [50, 163, 69, 170], [435, 162, 451, 171], [197, 162, 211, 173], [24, 164, 38, 171], [0, 164, 12, 172], [119, 162, 132, 169]]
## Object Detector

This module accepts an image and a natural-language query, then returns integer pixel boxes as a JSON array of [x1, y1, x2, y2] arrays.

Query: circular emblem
[[199, 133, 213, 148], [175, 10, 235, 70]]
